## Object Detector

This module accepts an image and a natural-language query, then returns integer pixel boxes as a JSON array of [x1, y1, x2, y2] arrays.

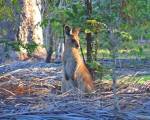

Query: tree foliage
[[0, 0, 149, 60]]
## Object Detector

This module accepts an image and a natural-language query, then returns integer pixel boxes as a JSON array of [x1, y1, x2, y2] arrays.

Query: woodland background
[[0, 0, 150, 120]]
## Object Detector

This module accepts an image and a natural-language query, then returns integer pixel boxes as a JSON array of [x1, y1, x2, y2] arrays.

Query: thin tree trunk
[[45, 25, 53, 63], [46, 45, 53, 63], [86, 33, 93, 63], [85, 0, 93, 63], [109, 29, 120, 111], [108, 0, 120, 111], [55, 41, 64, 63], [93, 33, 98, 61]]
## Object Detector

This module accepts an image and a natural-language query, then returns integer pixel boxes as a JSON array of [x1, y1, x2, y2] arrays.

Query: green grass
[[101, 74, 150, 84], [135, 75, 150, 84], [81, 48, 150, 59], [103, 74, 112, 80]]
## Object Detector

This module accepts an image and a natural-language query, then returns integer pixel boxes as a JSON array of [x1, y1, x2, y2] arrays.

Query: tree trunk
[[109, 29, 120, 111], [93, 33, 98, 61], [86, 33, 93, 62], [18, 0, 47, 60], [55, 41, 64, 63], [85, 0, 93, 63], [45, 24, 53, 63]]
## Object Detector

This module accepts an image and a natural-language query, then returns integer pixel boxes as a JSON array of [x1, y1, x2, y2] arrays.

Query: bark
[[41, 1, 53, 63], [85, 0, 93, 63], [55, 42, 64, 63], [109, 29, 120, 111], [93, 33, 98, 61], [46, 45, 53, 63], [86, 33, 93, 63], [45, 24, 53, 63], [18, 0, 47, 60], [85, 0, 92, 17]]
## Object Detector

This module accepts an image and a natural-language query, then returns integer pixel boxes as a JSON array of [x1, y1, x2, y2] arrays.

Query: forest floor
[[0, 60, 150, 120]]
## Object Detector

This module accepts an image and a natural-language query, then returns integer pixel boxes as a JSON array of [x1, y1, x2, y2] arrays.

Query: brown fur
[[62, 26, 94, 93]]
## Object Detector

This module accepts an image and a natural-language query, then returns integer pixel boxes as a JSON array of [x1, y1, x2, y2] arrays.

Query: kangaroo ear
[[65, 25, 71, 36]]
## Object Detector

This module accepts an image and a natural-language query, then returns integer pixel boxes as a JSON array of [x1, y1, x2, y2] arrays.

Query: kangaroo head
[[65, 26, 80, 48]]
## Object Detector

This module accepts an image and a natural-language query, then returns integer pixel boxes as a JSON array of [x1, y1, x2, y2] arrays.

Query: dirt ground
[[0, 61, 150, 120]]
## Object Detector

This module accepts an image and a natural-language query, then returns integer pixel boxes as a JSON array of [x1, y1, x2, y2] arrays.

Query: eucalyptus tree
[[17, 0, 47, 60]]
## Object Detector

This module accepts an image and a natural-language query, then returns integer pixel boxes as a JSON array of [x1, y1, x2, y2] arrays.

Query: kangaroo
[[62, 26, 94, 93]]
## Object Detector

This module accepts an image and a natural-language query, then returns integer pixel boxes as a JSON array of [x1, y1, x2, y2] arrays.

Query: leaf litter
[[0, 61, 150, 120]]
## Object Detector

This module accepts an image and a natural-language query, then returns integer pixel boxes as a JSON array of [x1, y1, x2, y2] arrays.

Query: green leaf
[[72, 4, 77, 14], [11, 0, 17, 5], [65, 11, 74, 18], [40, 18, 49, 28], [85, 29, 91, 33]]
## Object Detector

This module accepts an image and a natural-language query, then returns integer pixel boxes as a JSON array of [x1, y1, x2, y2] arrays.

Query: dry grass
[[0, 62, 150, 119]]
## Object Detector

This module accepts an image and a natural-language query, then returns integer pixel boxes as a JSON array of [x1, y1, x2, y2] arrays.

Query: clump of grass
[[134, 75, 150, 84]]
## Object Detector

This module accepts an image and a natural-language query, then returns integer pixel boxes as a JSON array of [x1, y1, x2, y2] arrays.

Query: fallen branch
[[0, 68, 29, 79], [0, 88, 16, 96]]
